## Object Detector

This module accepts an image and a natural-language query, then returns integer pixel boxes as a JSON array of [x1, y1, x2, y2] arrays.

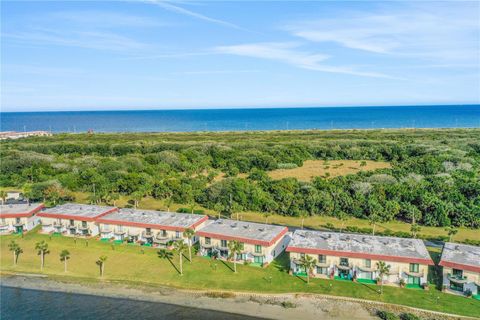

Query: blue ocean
[[1, 105, 479, 133]]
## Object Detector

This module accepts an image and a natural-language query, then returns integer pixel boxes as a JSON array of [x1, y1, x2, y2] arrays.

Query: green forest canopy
[[1, 129, 479, 229]]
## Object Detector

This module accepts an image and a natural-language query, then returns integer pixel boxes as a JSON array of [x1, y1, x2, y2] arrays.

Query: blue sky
[[1, 0, 479, 112]]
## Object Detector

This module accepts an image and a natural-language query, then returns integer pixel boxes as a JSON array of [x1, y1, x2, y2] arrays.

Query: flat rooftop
[[98, 208, 207, 229], [197, 219, 287, 245], [288, 230, 432, 262], [39, 203, 116, 219], [0, 203, 43, 215], [440, 242, 480, 270]]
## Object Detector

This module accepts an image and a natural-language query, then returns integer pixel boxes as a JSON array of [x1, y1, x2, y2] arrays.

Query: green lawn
[[1, 230, 479, 317]]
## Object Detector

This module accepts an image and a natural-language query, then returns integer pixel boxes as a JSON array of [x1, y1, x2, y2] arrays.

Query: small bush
[[193, 209, 205, 215], [204, 291, 235, 299], [176, 208, 190, 213], [400, 313, 421, 320], [377, 310, 399, 320], [280, 301, 297, 309], [277, 163, 298, 169]]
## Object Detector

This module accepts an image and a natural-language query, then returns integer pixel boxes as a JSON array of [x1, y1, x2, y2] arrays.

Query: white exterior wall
[[289, 252, 429, 285], [0, 216, 40, 234], [442, 266, 479, 295]]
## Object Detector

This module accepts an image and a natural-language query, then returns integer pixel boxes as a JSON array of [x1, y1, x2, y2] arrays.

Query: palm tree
[[183, 228, 195, 263], [96, 255, 107, 277], [263, 211, 272, 224], [299, 211, 308, 229], [59, 250, 70, 272], [8, 241, 23, 265], [172, 240, 188, 275], [376, 261, 391, 294], [0, 190, 6, 205], [158, 249, 174, 261], [35, 240, 50, 270], [410, 224, 421, 238], [337, 211, 348, 232], [109, 192, 119, 207], [445, 226, 458, 242], [228, 240, 243, 273], [299, 255, 317, 283], [369, 213, 380, 235]]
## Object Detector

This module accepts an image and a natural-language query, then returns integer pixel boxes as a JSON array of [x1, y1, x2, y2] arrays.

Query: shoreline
[[1, 273, 475, 320]]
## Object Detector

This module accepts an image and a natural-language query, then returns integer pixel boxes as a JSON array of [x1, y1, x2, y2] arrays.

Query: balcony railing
[[448, 273, 467, 283]]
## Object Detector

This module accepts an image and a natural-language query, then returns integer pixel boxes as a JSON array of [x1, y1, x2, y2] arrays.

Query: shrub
[[204, 291, 235, 299], [377, 310, 399, 320], [176, 208, 190, 213], [280, 301, 297, 309], [277, 163, 298, 169], [400, 313, 421, 320]]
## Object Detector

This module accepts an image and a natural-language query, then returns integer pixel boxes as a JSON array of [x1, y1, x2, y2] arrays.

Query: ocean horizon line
[[2, 103, 479, 114]]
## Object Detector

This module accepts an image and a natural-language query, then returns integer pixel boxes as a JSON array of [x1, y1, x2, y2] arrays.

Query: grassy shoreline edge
[[1, 273, 477, 320]]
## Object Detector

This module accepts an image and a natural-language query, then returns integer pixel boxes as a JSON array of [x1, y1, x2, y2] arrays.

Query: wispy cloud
[[286, 3, 479, 61], [215, 42, 396, 78], [4, 28, 148, 52], [143, 0, 248, 31], [47, 10, 164, 28]]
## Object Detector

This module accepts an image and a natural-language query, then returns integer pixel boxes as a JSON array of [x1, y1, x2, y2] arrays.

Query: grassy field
[[266, 160, 391, 181], [1, 230, 479, 317]]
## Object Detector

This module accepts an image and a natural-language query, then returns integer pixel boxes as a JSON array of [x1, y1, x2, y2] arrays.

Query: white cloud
[[286, 3, 480, 61], [4, 28, 148, 52], [47, 10, 164, 28], [144, 0, 247, 31], [215, 42, 396, 78]]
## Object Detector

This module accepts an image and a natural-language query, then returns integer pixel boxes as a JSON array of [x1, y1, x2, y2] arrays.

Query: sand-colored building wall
[[97, 220, 207, 244], [39, 217, 99, 236], [198, 233, 289, 265], [289, 252, 429, 285], [442, 266, 479, 295], [0, 216, 39, 234]]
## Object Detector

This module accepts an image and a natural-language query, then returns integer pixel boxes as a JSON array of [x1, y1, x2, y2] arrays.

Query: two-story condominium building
[[0, 203, 44, 234], [287, 230, 433, 288], [96, 208, 208, 246], [439, 242, 479, 297], [196, 219, 289, 267], [37, 203, 117, 236]]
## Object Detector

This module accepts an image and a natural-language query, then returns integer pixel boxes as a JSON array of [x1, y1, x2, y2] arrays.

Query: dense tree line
[[1, 129, 479, 228]]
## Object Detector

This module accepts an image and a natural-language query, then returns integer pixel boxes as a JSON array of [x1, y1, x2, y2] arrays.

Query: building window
[[316, 266, 328, 275], [365, 259, 371, 268], [70, 219, 74, 226], [205, 237, 211, 245], [221, 240, 227, 248], [1, 218, 5, 225], [300, 253, 305, 258], [409, 263, 419, 273], [15, 218, 21, 224], [452, 268, 463, 278], [161, 229, 167, 237], [318, 254, 326, 263], [340, 257, 349, 267], [118, 225, 123, 231], [82, 221, 87, 228], [255, 245, 262, 253], [176, 231, 181, 238], [146, 228, 151, 234]]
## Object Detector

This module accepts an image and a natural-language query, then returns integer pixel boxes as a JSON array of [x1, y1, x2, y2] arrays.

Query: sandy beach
[[1, 274, 475, 320]]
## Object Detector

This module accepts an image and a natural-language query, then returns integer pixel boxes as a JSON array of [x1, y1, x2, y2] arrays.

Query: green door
[[254, 256, 263, 264], [408, 276, 420, 285], [15, 226, 23, 234]]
